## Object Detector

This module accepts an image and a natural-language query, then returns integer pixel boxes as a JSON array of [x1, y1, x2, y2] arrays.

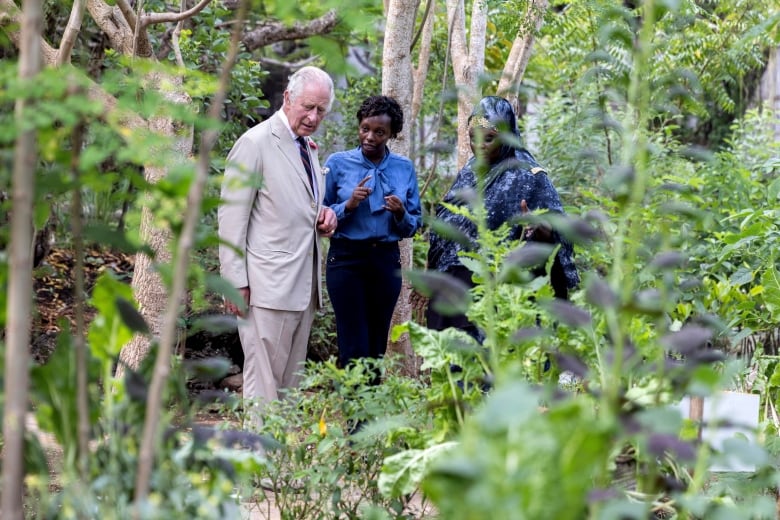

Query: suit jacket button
[[311, 202, 316, 208]]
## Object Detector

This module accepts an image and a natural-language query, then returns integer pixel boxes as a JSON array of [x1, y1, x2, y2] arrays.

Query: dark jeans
[[326, 239, 402, 370]]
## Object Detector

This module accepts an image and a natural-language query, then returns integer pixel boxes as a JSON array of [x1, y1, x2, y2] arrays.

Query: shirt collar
[[359, 145, 390, 169], [278, 110, 299, 141]]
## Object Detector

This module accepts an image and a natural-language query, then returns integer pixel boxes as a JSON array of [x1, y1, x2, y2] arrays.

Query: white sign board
[[678, 392, 760, 472]]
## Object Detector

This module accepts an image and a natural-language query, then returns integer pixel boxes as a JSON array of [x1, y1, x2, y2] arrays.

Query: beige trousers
[[238, 295, 315, 432]]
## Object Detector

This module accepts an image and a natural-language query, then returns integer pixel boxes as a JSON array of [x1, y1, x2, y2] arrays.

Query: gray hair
[[286, 66, 335, 111]]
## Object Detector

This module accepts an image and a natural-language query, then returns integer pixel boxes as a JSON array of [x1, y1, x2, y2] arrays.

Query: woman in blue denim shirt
[[324, 95, 423, 371]]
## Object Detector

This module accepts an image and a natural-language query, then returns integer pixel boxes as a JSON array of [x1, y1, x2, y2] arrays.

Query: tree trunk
[[383, 0, 422, 376], [83, 0, 189, 378], [497, 0, 548, 112], [411, 0, 435, 125], [117, 95, 192, 374], [446, 0, 487, 169], [2, 0, 42, 516], [758, 45, 780, 140]]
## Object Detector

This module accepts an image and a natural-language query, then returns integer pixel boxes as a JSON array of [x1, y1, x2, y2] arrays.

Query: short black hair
[[356, 95, 404, 138]]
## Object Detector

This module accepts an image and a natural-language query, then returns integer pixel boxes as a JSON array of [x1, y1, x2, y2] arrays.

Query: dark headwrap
[[468, 96, 539, 171]]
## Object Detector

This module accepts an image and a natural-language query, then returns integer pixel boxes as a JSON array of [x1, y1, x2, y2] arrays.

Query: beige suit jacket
[[218, 111, 325, 311]]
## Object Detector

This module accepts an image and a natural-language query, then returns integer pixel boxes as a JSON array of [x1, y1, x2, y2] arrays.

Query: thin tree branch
[[56, 0, 86, 65], [140, 0, 213, 28], [411, 0, 435, 123], [68, 106, 90, 481], [257, 54, 318, 70], [132, 0, 144, 58], [420, 0, 455, 199], [114, 0, 138, 32], [243, 10, 339, 51], [409, 0, 433, 52], [171, 0, 186, 68], [2, 0, 42, 516]]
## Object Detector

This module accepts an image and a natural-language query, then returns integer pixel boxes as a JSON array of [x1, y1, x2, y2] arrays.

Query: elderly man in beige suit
[[218, 66, 337, 431]]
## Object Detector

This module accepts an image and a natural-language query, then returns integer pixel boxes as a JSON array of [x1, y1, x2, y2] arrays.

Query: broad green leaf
[[87, 272, 135, 362], [378, 442, 457, 498], [116, 297, 150, 335], [392, 321, 479, 371], [760, 265, 780, 322]]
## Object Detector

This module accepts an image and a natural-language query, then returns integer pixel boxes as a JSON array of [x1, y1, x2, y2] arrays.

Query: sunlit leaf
[[379, 442, 458, 498], [88, 272, 135, 362]]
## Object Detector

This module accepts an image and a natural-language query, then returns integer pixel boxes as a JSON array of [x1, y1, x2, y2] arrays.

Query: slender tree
[[2, 0, 42, 517], [446, 0, 487, 168], [496, 0, 549, 111], [411, 0, 436, 125], [383, 0, 423, 373]]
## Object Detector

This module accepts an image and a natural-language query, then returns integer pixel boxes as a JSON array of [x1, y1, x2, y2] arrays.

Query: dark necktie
[[296, 136, 315, 192]]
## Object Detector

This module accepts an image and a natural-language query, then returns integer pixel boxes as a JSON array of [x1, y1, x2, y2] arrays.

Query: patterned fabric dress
[[427, 96, 579, 334]]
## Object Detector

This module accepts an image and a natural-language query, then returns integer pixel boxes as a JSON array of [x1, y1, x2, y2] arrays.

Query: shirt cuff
[[331, 201, 350, 220]]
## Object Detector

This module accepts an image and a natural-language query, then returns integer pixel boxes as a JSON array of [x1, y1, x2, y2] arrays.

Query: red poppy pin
[[308, 139, 318, 151]]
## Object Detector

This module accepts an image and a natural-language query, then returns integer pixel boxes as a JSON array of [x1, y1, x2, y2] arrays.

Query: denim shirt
[[324, 146, 422, 241]]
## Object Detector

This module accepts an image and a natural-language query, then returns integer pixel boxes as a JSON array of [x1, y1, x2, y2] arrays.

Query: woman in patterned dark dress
[[419, 96, 579, 339]]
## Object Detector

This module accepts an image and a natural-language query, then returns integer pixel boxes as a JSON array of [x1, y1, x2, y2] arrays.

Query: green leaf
[[378, 442, 457, 498], [205, 273, 246, 311], [768, 176, 780, 202], [88, 272, 135, 362], [395, 321, 479, 371], [185, 357, 232, 382], [116, 297, 150, 335], [760, 265, 780, 322], [33, 201, 50, 229], [405, 269, 471, 317], [767, 362, 780, 391], [30, 324, 100, 457], [729, 267, 754, 287], [425, 218, 473, 251]]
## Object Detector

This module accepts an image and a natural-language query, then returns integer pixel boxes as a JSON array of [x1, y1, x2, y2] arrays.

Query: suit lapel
[[270, 113, 316, 200]]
